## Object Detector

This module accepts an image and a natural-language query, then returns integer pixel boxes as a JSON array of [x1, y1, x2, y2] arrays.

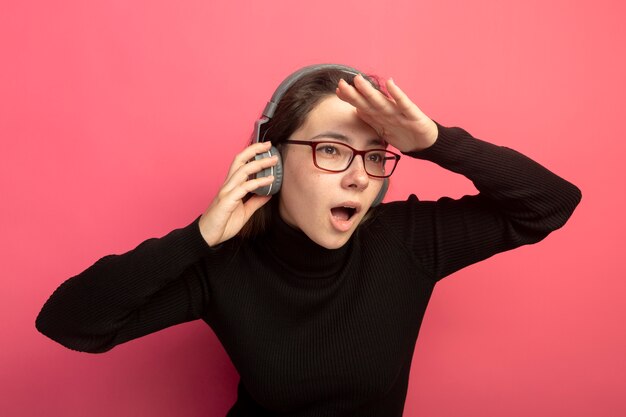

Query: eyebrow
[[309, 131, 386, 147]]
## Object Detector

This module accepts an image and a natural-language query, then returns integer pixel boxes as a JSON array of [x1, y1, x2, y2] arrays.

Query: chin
[[312, 231, 354, 250]]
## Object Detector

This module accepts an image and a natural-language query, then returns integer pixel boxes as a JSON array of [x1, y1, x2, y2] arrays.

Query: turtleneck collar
[[258, 204, 353, 279]]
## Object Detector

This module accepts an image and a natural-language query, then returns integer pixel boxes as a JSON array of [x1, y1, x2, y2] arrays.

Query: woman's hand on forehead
[[335, 74, 438, 153]]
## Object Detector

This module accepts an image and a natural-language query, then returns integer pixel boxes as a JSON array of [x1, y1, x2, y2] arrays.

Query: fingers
[[226, 141, 276, 183], [337, 75, 427, 124], [336, 78, 370, 109], [221, 153, 278, 198], [226, 141, 273, 178], [337, 74, 393, 114], [354, 74, 393, 112], [386, 78, 423, 120]]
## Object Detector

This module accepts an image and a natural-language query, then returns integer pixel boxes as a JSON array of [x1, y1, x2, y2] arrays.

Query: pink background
[[2, 0, 624, 415]]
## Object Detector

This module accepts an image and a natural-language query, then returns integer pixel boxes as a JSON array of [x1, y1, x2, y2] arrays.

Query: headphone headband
[[254, 64, 363, 143], [262, 64, 362, 119]]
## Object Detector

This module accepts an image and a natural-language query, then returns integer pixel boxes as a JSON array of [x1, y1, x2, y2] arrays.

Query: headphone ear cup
[[253, 146, 283, 196], [371, 178, 389, 207]]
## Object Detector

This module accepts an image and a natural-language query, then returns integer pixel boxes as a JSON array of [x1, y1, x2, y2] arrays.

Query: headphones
[[252, 64, 388, 207]]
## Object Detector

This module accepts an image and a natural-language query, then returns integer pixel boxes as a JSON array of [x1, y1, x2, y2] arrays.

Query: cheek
[[281, 149, 344, 206], [283, 170, 324, 202], [282, 156, 304, 193], [282, 152, 315, 191], [282, 164, 333, 211], [280, 157, 311, 208]]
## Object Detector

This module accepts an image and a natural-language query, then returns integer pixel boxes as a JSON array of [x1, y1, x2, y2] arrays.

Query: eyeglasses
[[284, 140, 401, 178]]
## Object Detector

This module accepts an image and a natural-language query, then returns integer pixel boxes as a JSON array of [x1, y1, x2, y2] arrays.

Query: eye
[[317, 144, 342, 157], [366, 152, 385, 164]]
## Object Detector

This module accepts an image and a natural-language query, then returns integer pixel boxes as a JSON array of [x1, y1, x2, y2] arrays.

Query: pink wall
[[2, 0, 624, 415]]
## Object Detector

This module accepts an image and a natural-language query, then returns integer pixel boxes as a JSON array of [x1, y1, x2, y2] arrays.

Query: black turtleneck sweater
[[36, 124, 581, 416]]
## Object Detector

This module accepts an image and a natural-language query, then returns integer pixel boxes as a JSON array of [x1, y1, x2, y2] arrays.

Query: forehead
[[294, 96, 383, 146]]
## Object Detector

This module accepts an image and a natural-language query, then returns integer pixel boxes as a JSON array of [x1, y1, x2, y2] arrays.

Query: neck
[[259, 207, 351, 279]]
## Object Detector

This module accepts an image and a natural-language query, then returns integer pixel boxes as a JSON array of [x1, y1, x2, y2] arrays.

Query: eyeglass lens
[[314, 143, 397, 177]]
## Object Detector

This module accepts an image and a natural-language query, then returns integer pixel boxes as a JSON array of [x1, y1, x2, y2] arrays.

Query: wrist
[[198, 213, 218, 247], [400, 120, 438, 153]]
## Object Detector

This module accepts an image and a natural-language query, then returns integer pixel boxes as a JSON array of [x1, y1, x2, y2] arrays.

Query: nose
[[341, 155, 369, 191]]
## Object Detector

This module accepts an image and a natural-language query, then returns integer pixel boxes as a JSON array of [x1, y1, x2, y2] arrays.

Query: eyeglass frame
[[283, 140, 401, 178]]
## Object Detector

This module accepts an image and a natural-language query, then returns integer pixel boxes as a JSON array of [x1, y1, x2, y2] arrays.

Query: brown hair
[[239, 66, 384, 239]]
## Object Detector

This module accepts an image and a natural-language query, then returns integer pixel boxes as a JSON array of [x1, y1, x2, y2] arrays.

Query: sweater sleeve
[[35, 217, 213, 353], [378, 123, 582, 281]]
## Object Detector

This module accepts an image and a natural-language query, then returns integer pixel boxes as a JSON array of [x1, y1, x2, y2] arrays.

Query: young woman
[[36, 64, 581, 416]]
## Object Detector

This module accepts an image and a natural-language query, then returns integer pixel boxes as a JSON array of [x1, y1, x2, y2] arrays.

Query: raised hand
[[199, 141, 278, 247], [336, 74, 438, 153]]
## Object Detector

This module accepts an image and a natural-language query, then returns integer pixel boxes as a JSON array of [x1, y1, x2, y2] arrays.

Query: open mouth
[[331, 206, 357, 221]]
